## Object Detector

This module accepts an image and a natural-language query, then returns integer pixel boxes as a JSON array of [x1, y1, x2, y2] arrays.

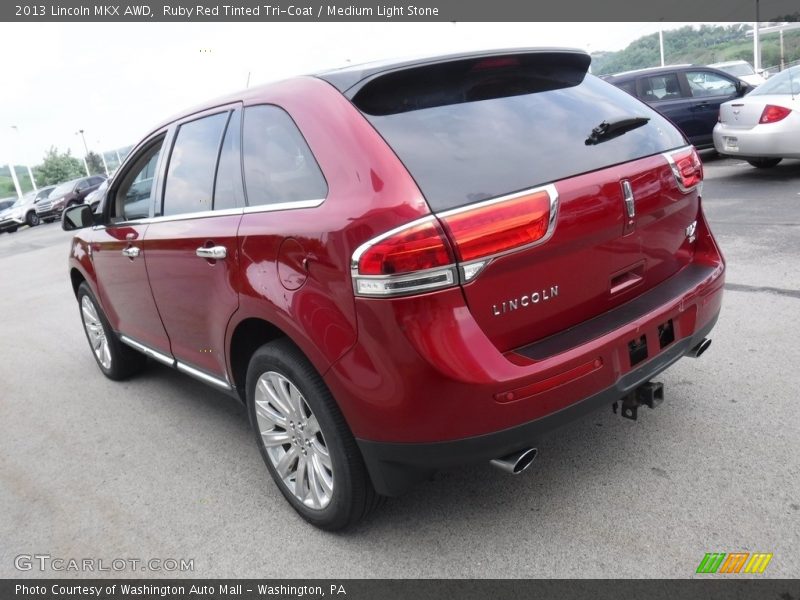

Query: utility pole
[[659, 27, 665, 67], [753, 0, 761, 72], [780, 29, 785, 70], [6, 161, 23, 199], [10, 126, 37, 191], [76, 129, 91, 176]]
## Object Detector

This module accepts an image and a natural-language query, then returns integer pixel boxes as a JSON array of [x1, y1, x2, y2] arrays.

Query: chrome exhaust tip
[[490, 447, 538, 475], [689, 338, 712, 358]]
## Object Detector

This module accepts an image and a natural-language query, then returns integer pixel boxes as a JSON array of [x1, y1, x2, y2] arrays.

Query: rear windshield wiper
[[585, 116, 650, 145]]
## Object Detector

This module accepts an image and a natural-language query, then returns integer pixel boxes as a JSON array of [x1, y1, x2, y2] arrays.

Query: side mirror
[[62, 203, 96, 231]]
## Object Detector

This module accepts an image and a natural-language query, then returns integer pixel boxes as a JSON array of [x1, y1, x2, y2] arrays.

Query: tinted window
[[750, 65, 800, 95], [163, 112, 228, 216], [640, 73, 684, 101], [213, 110, 245, 211], [686, 71, 737, 97], [616, 80, 637, 96], [358, 64, 685, 211], [242, 105, 327, 206], [75, 179, 89, 191], [117, 142, 163, 221], [89, 176, 105, 185]]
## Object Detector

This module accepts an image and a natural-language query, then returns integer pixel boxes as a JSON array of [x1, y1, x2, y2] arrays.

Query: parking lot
[[0, 154, 798, 578]]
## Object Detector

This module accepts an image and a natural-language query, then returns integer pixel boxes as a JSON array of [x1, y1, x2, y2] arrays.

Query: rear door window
[[354, 55, 685, 212], [242, 105, 327, 207], [163, 112, 229, 216], [639, 73, 684, 101]]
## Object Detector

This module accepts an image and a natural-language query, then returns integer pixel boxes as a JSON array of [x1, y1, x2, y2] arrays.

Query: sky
[[0, 21, 731, 167]]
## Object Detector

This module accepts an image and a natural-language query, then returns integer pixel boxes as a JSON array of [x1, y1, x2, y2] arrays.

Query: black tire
[[747, 158, 782, 169], [76, 282, 147, 380], [26, 212, 40, 227], [246, 338, 382, 530]]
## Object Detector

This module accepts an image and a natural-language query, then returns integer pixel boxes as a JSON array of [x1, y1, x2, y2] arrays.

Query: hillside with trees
[[592, 24, 800, 76]]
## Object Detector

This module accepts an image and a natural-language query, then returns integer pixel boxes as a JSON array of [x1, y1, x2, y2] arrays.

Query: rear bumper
[[358, 313, 718, 496], [713, 122, 800, 159]]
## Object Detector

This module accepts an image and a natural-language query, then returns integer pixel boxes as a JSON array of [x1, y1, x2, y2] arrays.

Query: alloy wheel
[[81, 295, 111, 369], [253, 371, 334, 509]]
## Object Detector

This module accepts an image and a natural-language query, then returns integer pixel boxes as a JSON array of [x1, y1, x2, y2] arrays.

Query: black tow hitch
[[612, 381, 664, 420]]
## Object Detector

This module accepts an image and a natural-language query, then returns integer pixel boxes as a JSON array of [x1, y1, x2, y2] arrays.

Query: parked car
[[0, 198, 16, 212], [36, 175, 105, 222], [708, 60, 766, 87], [84, 179, 109, 212], [713, 64, 800, 168], [0, 186, 56, 232], [62, 49, 725, 530], [604, 64, 752, 148]]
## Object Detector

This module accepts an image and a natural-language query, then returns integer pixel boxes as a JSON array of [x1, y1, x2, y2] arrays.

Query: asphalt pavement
[[1, 156, 798, 578]]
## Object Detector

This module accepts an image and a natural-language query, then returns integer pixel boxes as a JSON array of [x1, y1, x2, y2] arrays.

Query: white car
[[713, 65, 799, 168], [709, 60, 767, 87], [0, 186, 56, 232]]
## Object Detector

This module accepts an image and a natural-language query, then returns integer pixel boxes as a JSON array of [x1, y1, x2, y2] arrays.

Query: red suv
[[63, 49, 725, 530]]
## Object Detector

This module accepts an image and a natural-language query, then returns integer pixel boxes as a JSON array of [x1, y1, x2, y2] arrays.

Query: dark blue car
[[603, 65, 752, 149]]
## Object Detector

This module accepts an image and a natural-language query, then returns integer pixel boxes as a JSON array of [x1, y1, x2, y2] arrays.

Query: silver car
[[713, 65, 800, 168]]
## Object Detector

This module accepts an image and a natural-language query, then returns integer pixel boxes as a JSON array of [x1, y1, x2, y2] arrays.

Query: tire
[[747, 158, 782, 169], [76, 282, 147, 380], [26, 212, 39, 227], [246, 338, 382, 530]]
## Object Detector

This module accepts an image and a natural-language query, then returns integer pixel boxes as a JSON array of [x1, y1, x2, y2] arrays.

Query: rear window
[[355, 55, 685, 211]]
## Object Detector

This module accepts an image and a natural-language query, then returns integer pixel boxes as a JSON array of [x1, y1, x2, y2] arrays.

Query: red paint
[[67, 73, 725, 450]]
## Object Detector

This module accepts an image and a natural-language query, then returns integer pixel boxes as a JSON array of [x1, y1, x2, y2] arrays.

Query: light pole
[[76, 129, 91, 176], [10, 126, 38, 191], [95, 139, 110, 176]]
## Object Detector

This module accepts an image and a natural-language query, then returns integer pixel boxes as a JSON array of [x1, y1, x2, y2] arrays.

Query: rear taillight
[[440, 188, 553, 263], [665, 147, 703, 193], [352, 185, 558, 297], [352, 217, 457, 297], [759, 104, 791, 124]]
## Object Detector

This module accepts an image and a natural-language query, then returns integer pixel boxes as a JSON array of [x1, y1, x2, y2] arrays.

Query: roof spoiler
[[317, 48, 591, 97], [341, 50, 592, 117]]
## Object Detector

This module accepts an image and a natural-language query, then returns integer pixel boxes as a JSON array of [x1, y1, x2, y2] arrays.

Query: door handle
[[196, 245, 227, 260], [122, 246, 140, 258]]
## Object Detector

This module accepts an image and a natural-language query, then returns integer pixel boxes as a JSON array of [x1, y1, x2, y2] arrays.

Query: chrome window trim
[[120, 335, 175, 367], [98, 198, 325, 227]]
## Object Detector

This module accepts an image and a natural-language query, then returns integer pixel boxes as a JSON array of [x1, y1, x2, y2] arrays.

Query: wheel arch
[[228, 317, 301, 403]]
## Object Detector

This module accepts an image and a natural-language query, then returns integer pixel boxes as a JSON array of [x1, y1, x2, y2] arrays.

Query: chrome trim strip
[[119, 335, 175, 367], [242, 198, 324, 214], [104, 198, 325, 227], [353, 265, 457, 297], [176, 362, 232, 390]]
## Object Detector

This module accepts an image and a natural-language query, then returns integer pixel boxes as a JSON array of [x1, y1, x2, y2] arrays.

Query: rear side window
[[213, 110, 245, 211], [616, 80, 637, 97], [639, 73, 684, 101], [163, 112, 228, 216], [355, 55, 686, 211], [242, 105, 327, 207]]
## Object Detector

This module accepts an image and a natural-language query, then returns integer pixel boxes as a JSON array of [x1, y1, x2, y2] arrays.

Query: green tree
[[32, 147, 86, 186], [86, 151, 106, 176]]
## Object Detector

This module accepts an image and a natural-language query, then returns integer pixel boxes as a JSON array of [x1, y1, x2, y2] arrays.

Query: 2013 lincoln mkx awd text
[[63, 49, 725, 530]]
